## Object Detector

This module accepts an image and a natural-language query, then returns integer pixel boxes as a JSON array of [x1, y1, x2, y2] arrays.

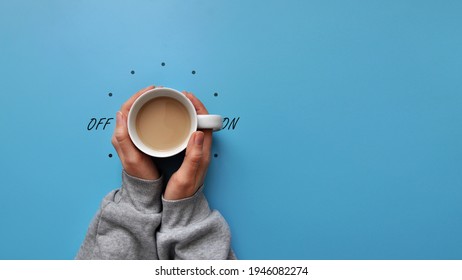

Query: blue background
[[1, 0, 461, 259]]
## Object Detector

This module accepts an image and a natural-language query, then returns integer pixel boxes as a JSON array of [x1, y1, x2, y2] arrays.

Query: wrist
[[124, 163, 160, 181]]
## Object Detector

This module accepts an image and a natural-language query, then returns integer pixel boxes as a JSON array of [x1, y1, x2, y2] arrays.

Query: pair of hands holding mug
[[111, 85, 212, 200]]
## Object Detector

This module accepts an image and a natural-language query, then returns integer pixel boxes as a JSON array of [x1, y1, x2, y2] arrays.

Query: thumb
[[177, 131, 204, 182], [164, 131, 205, 200]]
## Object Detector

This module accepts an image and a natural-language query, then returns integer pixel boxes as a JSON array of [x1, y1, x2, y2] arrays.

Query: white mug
[[128, 87, 222, 158]]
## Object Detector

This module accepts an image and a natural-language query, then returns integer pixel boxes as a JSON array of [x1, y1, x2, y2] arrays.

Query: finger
[[112, 112, 125, 162], [176, 131, 204, 182], [120, 85, 155, 115], [111, 135, 124, 162], [182, 91, 209, 114], [113, 111, 141, 159]]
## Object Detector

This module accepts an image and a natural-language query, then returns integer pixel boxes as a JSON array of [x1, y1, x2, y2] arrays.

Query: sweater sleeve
[[76, 170, 164, 260], [156, 186, 236, 260]]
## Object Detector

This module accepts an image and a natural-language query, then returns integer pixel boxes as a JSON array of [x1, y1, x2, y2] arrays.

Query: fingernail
[[195, 132, 204, 145]]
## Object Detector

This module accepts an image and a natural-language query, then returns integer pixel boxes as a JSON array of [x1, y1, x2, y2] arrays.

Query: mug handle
[[197, 115, 222, 131]]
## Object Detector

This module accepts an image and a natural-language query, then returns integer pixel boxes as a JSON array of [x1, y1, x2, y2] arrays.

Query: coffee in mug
[[128, 87, 222, 158], [136, 96, 191, 151]]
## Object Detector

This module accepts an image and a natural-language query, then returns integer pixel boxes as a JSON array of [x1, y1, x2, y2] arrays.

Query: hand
[[111, 85, 160, 180], [164, 91, 213, 200]]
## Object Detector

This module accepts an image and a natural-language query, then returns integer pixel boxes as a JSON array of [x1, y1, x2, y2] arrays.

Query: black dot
[[131, 70, 135, 74], [161, 62, 165, 66], [192, 70, 196, 75], [214, 92, 218, 97], [108, 153, 113, 158], [214, 154, 218, 158], [108, 92, 113, 97]]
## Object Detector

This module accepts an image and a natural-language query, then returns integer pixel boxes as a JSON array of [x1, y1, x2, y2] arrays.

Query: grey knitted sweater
[[76, 170, 235, 260]]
